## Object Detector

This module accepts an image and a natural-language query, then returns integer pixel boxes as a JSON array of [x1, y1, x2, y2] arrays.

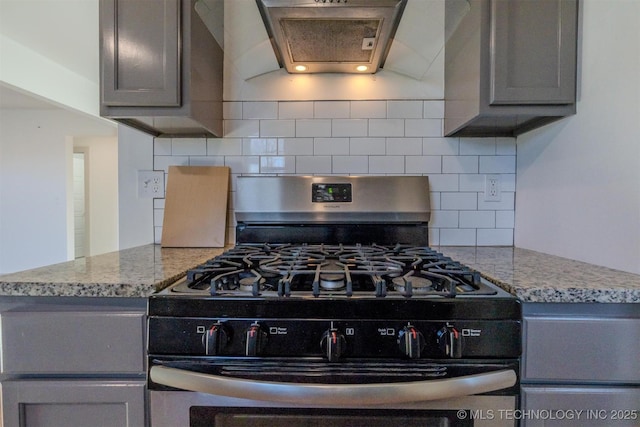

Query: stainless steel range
[[148, 176, 522, 427]]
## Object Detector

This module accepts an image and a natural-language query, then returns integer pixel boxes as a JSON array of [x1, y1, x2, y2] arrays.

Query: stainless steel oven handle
[[150, 366, 517, 406]]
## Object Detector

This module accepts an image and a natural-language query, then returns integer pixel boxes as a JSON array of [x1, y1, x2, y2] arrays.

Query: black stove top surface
[[161, 244, 510, 300]]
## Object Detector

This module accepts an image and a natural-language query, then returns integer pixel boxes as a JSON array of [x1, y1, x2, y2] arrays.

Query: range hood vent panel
[[257, 0, 407, 74], [282, 19, 380, 63]]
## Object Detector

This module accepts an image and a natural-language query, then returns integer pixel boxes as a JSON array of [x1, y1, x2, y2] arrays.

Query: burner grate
[[174, 244, 497, 298]]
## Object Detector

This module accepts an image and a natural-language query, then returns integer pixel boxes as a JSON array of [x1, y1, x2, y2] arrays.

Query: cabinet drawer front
[[1, 379, 145, 427], [523, 317, 640, 382], [1, 310, 145, 374]]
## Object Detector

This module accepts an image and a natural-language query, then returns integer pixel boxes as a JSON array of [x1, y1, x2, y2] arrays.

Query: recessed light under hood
[[256, 0, 408, 74]]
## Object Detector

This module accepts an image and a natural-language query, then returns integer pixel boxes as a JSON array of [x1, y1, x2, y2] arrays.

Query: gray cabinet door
[[101, 0, 181, 107], [1, 379, 146, 427], [521, 386, 640, 427], [490, 0, 577, 105]]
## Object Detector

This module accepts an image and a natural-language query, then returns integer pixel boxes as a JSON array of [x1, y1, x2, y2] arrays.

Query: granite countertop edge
[[0, 245, 638, 303], [437, 246, 640, 304]]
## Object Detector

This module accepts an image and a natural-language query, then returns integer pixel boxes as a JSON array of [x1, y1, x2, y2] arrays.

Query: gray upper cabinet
[[445, 0, 579, 137], [100, 0, 223, 137]]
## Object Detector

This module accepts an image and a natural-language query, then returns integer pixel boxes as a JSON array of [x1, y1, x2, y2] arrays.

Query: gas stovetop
[[161, 244, 508, 300]]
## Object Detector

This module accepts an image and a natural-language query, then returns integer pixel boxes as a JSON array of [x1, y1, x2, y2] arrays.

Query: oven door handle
[[150, 366, 517, 406]]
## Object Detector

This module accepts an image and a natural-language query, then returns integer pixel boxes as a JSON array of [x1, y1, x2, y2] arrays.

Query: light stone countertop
[[0, 245, 638, 302], [0, 245, 226, 297], [438, 246, 640, 303]]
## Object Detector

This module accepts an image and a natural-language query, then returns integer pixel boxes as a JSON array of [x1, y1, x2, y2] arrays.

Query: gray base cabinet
[[444, 0, 578, 137], [0, 298, 147, 427], [521, 303, 640, 427], [100, 0, 223, 137], [1, 380, 145, 427]]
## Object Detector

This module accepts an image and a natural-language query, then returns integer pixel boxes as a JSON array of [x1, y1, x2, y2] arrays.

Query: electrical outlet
[[138, 171, 165, 199], [484, 175, 501, 202]]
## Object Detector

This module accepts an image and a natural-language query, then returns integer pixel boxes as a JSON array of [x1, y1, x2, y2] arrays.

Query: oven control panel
[[312, 183, 352, 203], [148, 317, 521, 359]]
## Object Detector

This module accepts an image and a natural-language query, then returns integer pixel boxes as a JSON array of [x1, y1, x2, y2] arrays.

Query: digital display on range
[[312, 183, 352, 203]]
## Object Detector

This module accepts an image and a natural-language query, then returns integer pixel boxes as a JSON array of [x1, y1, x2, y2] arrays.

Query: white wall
[[515, 0, 640, 274], [117, 124, 156, 250], [0, 109, 116, 274]]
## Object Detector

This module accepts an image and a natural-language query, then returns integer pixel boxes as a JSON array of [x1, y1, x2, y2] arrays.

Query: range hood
[[256, 0, 408, 74]]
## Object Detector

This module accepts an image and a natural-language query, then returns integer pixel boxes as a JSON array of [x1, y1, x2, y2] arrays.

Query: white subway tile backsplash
[[477, 192, 515, 211], [440, 229, 477, 245], [332, 156, 368, 174], [279, 101, 314, 119], [477, 229, 513, 246], [207, 138, 242, 156], [428, 228, 440, 246], [430, 192, 441, 210], [224, 156, 260, 174], [369, 119, 405, 137], [369, 156, 405, 173], [423, 101, 445, 119], [243, 101, 278, 119], [430, 210, 459, 228], [479, 155, 516, 174], [314, 138, 349, 155], [388, 100, 422, 119], [332, 119, 368, 137], [459, 174, 484, 192], [154, 139, 172, 155], [496, 138, 517, 155], [443, 156, 478, 174], [441, 192, 477, 210], [351, 100, 386, 118], [427, 174, 459, 192], [405, 119, 442, 137], [277, 138, 314, 155], [189, 156, 225, 166], [386, 138, 422, 155], [496, 210, 515, 228], [224, 120, 259, 138], [154, 155, 189, 172], [296, 156, 332, 174], [405, 156, 442, 174], [350, 138, 386, 155], [460, 138, 496, 155], [151, 101, 516, 246], [296, 119, 332, 137], [423, 137, 459, 155], [459, 211, 495, 228], [171, 138, 207, 155], [501, 174, 516, 192], [315, 101, 350, 119], [260, 156, 296, 174], [260, 120, 295, 137], [242, 138, 278, 155]]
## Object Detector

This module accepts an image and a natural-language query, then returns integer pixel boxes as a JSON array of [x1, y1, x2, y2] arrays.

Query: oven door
[[150, 390, 517, 427], [148, 358, 519, 427]]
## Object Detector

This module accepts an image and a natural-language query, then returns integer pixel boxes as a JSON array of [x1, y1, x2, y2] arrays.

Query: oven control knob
[[202, 323, 229, 356], [245, 322, 268, 356], [398, 325, 425, 359], [437, 326, 462, 358], [320, 328, 346, 361]]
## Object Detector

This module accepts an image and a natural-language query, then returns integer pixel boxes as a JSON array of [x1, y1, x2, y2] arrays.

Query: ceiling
[[0, 0, 99, 110]]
